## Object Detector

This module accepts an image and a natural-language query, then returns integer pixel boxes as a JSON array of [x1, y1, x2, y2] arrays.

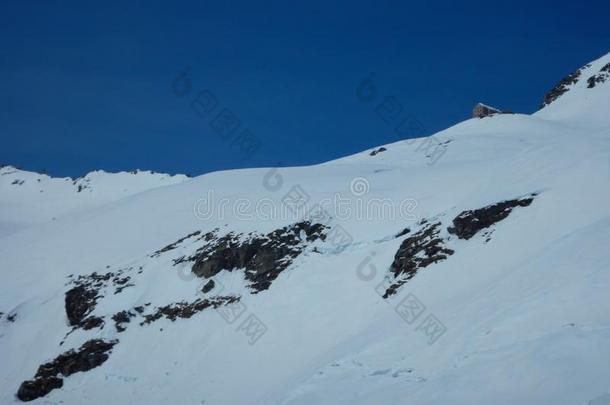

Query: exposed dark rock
[[183, 221, 327, 292], [540, 66, 587, 108], [384, 222, 454, 298], [395, 228, 410, 238], [447, 196, 535, 240], [369, 147, 387, 156], [80, 316, 104, 330], [65, 285, 97, 326], [586, 63, 610, 88], [112, 310, 135, 332], [201, 279, 216, 294], [35, 339, 117, 379], [7, 313, 17, 322], [17, 377, 63, 402], [113, 275, 134, 294], [65, 268, 137, 328], [141, 295, 240, 325], [17, 339, 117, 401]]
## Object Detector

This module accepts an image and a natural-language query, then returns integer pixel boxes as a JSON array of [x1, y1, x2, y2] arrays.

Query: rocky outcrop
[[17, 377, 63, 402], [112, 310, 136, 332], [540, 66, 588, 108], [181, 221, 327, 293], [587, 62, 610, 88], [17, 339, 117, 402], [80, 315, 104, 330], [369, 147, 387, 156], [141, 296, 240, 325], [65, 267, 137, 328], [201, 279, 216, 294], [383, 222, 454, 298], [65, 285, 97, 326], [448, 196, 535, 240]]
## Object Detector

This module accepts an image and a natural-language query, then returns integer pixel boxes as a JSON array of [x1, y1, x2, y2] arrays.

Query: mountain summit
[[2, 52, 610, 405]]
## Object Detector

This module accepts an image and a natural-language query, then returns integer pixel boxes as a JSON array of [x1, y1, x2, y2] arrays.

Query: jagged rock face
[[382, 195, 537, 297], [17, 339, 117, 402], [587, 62, 610, 88], [64, 285, 97, 326], [383, 222, 454, 298], [541, 66, 587, 108], [17, 377, 63, 402], [448, 196, 535, 240], [36, 340, 116, 378], [64, 268, 137, 330], [189, 221, 327, 292], [112, 310, 135, 332], [80, 315, 104, 330], [141, 296, 240, 324]]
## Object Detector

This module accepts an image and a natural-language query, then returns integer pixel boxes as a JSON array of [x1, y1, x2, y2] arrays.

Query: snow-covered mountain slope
[[1, 52, 610, 405], [0, 166, 188, 238]]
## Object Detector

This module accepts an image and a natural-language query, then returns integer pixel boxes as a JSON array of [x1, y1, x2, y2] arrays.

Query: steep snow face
[[2, 53, 610, 405], [536, 52, 610, 129], [0, 166, 188, 238]]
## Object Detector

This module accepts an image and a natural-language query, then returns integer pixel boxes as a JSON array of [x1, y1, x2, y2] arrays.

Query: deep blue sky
[[1, 0, 609, 177]]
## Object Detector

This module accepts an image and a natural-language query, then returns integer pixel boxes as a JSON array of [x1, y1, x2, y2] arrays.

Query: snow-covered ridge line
[[0, 164, 191, 238], [537, 51, 610, 119], [0, 164, 189, 183]]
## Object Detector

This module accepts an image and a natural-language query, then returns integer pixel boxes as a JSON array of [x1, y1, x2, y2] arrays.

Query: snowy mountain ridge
[[1, 52, 610, 405], [0, 165, 188, 238]]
